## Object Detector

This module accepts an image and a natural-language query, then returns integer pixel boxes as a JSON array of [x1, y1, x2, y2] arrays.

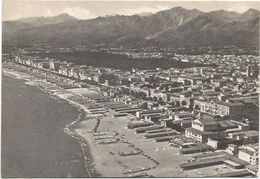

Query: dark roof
[[240, 149, 255, 156], [174, 111, 193, 116], [231, 130, 259, 137], [192, 91, 202, 96], [180, 157, 224, 168], [246, 165, 259, 172], [179, 90, 192, 95], [171, 119, 193, 125], [192, 151, 226, 159], [217, 120, 237, 129], [245, 131, 259, 137], [211, 79, 226, 82], [209, 170, 252, 177], [185, 128, 212, 135], [197, 116, 218, 126], [218, 101, 244, 107]]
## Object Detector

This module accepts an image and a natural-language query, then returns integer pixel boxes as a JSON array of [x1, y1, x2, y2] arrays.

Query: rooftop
[[185, 127, 213, 135], [209, 170, 252, 177], [217, 120, 237, 129], [218, 101, 244, 107], [196, 115, 218, 126]]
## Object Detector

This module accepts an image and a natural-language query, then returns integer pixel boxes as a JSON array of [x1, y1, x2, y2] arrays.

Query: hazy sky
[[3, 0, 260, 21]]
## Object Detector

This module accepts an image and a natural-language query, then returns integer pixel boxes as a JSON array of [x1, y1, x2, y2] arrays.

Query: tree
[[181, 101, 187, 106], [169, 102, 175, 107], [175, 101, 180, 107], [130, 90, 135, 96], [194, 105, 200, 110], [149, 97, 153, 101], [141, 102, 148, 109], [214, 87, 221, 92]]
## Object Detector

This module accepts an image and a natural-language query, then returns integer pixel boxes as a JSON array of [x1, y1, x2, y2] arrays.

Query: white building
[[238, 144, 259, 165]]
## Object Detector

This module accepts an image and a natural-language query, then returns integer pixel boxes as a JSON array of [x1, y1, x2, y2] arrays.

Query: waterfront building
[[238, 143, 259, 165], [227, 130, 259, 144], [185, 116, 222, 143], [194, 99, 244, 120]]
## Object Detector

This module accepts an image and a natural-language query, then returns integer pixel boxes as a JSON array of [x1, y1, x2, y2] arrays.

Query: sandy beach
[[73, 112, 241, 177], [3, 67, 242, 177]]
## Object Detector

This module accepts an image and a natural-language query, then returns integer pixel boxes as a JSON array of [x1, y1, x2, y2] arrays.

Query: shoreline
[[64, 110, 96, 177], [2, 68, 100, 177], [3, 65, 241, 177], [2, 67, 187, 177]]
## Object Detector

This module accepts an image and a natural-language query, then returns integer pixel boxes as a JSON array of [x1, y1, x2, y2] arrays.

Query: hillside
[[3, 7, 260, 49], [18, 13, 77, 27]]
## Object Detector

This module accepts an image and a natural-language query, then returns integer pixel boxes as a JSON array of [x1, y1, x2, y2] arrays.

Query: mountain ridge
[[3, 7, 260, 48], [15, 13, 77, 27]]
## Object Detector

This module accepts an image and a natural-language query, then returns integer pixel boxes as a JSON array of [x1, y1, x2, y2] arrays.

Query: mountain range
[[3, 7, 260, 49]]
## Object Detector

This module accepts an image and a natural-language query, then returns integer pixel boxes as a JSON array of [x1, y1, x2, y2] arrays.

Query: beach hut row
[[118, 149, 142, 156], [97, 138, 119, 145], [82, 93, 109, 102], [146, 128, 171, 134], [144, 131, 174, 139], [154, 136, 173, 142], [127, 172, 152, 178], [113, 113, 128, 118], [114, 107, 139, 112], [135, 125, 164, 133], [180, 157, 225, 170], [179, 144, 213, 154], [192, 151, 227, 160], [180, 155, 246, 170], [93, 118, 101, 132], [102, 102, 129, 109], [93, 132, 106, 136], [112, 106, 142, 113], [87, 104, 102, 109], [89, 108, 107, 114], [126, 122, 154, 129], [209, 170, 252, 177], [122, 165, 157, 175]]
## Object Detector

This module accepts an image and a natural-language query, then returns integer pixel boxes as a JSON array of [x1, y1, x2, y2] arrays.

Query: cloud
[[46, 9, 53, 16], [123, 5, 169, 15], [62, 6, 94, 19], [227, 3, 251, 13]]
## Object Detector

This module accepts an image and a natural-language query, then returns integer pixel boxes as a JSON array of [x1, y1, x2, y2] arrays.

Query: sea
[[2, 75, 89, 177]]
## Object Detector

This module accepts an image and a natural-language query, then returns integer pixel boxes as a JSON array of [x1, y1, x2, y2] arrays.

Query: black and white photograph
[[2, 0, 260, 178]]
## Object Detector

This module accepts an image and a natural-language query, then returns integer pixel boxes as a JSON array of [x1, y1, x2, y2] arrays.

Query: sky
[[3, 0, 260, 21]]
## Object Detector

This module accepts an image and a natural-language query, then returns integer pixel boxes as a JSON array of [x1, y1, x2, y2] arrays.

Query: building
[[185, 116, 225, 143], [246, 164, 259, 176], [194, 99, 244, 120], [238, 143, 259, 165], [226, 144, 239, 156], [192, 117, 218, 132], [136, 110, 164, 119], [185, 128, 213, 143], [184, 113, 238, 144], [211, 79, 227, 87], [227, 130, 259, 144], [169, 111, 194, 121]]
